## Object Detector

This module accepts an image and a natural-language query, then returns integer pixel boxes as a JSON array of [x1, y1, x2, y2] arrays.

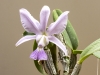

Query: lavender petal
[[30, 49, 38, 60], [48, 36, 68, 56], [16, 35, 36, 46], [40, 6, 50, 32], [47, 11, 69, 35], [38, 49, 47, 60], [20, 8, 41, 34]]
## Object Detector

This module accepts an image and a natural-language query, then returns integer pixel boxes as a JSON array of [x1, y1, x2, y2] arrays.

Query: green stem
[[71, 62, 82, 75], [69, 53, 77, 74], [72, 50, 83, 54]]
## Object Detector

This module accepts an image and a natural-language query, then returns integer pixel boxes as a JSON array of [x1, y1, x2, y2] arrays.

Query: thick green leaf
[[23, 31, 34, 36], [66, 21, 79, 50], [62, 30, 73, 49], [55, 9, 62, 16], [79, 38, 100, 63], [93, 51, 100, 59], [55, 9, 79, 50], [52, 10, 59, 21], [52, 9, 73, 49]]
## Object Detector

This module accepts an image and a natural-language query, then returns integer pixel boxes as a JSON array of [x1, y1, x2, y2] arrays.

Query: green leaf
[[93, 51, 100, 59], [52, 9, 73, 49], [52, 10, 59, 21], [66, 21, 79, 50], [55, 9, 62, 16], [23, 31, 34, 36], [79, 38, 100, 63], [62, 30, 73, 49], [33, 41, 44, 74], [55, 9, 79, 50]]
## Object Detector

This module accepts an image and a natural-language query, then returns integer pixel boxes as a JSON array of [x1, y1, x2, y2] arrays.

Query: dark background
[[0, 0, 100, 75]]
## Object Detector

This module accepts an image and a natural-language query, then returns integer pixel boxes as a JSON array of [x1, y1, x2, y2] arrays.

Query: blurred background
[[0, 0, 100, 75]]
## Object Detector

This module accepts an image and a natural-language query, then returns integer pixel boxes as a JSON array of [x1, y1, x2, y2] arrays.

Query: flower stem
[[71, 62, 82, 75], [69, 53, 77, 74]]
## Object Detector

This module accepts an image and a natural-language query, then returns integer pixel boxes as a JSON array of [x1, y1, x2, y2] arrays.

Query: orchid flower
[[16, 5, 69, 60]]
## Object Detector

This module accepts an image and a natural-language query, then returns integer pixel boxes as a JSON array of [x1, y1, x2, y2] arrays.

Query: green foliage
[[93, 51, 100, 58], [52, 10, 59, 22], [62, 29, 73, 49], [72, 50, 83, 54], [79, 38, 100, 63], [23, 31, 34, 36], [66, 21, 79, 50]]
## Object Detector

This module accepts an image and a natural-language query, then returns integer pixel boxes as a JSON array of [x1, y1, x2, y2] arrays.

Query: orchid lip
[[30, 48, 47, 60]]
